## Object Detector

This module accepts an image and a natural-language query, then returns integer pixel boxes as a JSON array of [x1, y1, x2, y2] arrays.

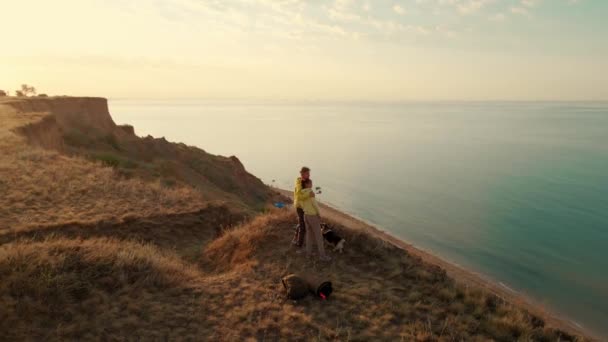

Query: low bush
[[63, 130, 94, 148], [91, 152, 137, 169], [103, 133, 121, 151]]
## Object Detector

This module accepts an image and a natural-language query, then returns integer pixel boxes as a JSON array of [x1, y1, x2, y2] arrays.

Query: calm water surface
[[110, 100, 608, 337]]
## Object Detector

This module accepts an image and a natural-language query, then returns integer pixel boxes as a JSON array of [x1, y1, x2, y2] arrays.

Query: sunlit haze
[[1, 0, 606, 101]]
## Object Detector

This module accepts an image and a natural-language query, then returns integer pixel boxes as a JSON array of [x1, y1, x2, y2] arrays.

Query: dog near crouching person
[[320, 223, 346, 253]]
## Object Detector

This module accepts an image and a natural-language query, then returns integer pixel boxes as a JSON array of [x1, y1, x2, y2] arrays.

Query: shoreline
[[276, 188, 597, 340]]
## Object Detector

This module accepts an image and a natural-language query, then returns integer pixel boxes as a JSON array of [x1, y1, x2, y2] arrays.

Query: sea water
[[110, 100, 608, 337]]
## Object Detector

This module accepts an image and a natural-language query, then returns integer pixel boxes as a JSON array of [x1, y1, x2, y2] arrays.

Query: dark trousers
[[293, 207, 306, 246]]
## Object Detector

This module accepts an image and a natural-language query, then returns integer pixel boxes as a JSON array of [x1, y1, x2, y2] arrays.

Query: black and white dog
[[320, 223, 346, 253]]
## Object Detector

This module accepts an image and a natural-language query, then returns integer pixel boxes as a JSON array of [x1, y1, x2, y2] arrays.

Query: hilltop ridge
[[0, 96, 271, 232]]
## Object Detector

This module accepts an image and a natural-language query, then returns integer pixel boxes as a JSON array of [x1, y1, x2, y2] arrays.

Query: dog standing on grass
[[321, 223, 346, 253]]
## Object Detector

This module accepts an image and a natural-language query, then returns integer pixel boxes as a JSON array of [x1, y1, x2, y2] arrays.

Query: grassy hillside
[[0, 97, 272, 231], [0, 98, 202, 231], [0, 210, 586, 341], [0, 96, 590, 341]]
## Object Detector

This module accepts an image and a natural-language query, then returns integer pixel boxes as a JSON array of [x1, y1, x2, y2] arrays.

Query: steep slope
[[0, 210, 586, 341], [200, 211, 584, 341], [9, 96, 271, 211], [0, 238, 209, 340], [0, 98, 205, 231]]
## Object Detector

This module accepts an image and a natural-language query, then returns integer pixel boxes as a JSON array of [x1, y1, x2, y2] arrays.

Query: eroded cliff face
[[6, 97, 113, 150], [7, 96, 272, 210], [10, 97, 115, 129]]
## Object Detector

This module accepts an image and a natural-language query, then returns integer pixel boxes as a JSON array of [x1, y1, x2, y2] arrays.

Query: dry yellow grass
[[201, 210, 586, 341], [0, 210, 588, 341], [0, 101, 205, 231], [1, 204, 245, 263], [0, 237, 208, 340], [1, 96, 273, 231], [0, 148, 206, 231], [10, 96, 272, 210]]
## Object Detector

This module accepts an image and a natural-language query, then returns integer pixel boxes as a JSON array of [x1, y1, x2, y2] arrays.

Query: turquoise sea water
[[110, 100, 608, 337]]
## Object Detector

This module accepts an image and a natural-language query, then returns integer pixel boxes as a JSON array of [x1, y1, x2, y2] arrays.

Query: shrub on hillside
[[91, 152, 137, 169], [0, 90, 7, 97], [38, 93, 48, 97], [63, 131, 122, 152], [103, 134, 121, 151], [63, 130, 94, 148]]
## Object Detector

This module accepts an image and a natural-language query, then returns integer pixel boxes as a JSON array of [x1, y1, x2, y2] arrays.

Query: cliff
[[0, 96, 591, 341], [3, 96, 271, 211]]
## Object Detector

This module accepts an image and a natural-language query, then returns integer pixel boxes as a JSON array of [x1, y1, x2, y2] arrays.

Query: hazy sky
[[1, 0, 606, 101]]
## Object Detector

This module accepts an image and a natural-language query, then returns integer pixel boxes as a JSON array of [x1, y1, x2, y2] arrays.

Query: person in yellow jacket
[[300, 178, 330, 261], [292, 167, 312, 247]]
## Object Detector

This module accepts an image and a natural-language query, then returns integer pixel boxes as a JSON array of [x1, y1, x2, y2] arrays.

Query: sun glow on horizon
[[1, 0, 606, 101]]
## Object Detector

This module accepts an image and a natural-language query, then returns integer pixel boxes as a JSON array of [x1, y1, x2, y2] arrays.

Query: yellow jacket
[[299, 188, 320, 216], [294, 177, 313, 208]]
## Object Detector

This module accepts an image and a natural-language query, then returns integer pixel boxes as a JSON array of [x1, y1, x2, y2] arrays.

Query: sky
[[0, 0, 606, 101]]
